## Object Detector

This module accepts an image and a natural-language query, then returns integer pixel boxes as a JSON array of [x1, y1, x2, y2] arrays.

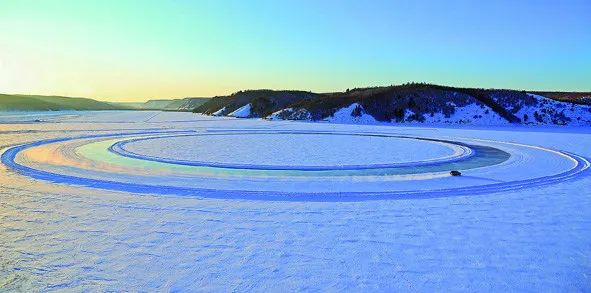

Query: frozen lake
[[1, 111, 590, 291]]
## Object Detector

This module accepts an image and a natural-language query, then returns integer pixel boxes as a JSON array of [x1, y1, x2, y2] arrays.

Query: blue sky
[[0, 0, 589, 101]]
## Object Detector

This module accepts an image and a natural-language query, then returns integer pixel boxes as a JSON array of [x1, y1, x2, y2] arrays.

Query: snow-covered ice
[[0, 111, 590, 291]]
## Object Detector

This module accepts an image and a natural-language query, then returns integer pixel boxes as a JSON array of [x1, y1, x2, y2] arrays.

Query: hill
[[194, 90, 318, 117], [124, 97, 210, 111], [194, 84, 591, 126], [0, 94, 128, 111], [0, 94, 210, 112]]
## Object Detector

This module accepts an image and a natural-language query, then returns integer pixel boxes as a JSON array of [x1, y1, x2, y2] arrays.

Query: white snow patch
[[266, 108, 311, 120], [227, 104, 251, 118], [420, 103, 507, 125], [325, 103, 377, 124], [211, 107, 226, 116], [266, 108, 291, 120]]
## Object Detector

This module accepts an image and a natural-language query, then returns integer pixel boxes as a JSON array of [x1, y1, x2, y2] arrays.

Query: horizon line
[[2, 82, 591, 103]]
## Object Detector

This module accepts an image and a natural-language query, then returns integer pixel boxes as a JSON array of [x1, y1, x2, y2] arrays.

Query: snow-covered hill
[[271, 102, 510, 126], [506, 94, 591, 126], [197, 84, 591, 126], [303, 95, 591, 126], [129, 97, 210, 111]]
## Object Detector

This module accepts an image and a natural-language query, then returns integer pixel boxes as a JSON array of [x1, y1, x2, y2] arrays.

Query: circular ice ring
[[109, 132, 475, 171], [2, 130, 588, 201]]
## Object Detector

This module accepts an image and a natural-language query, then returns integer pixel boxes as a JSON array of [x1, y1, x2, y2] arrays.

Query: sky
[[0, 0, 589, 102]]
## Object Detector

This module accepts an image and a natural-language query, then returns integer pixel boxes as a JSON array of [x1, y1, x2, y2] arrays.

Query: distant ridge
[[194, 90, 317, 117], [122, 97, 210, 111], [0, 94, 210, 112], [0, 94, 129, 111]]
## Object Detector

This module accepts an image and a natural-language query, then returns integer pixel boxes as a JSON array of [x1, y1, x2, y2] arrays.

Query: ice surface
[[0, 111, 590, 291], [120, 133, 459, 167]]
